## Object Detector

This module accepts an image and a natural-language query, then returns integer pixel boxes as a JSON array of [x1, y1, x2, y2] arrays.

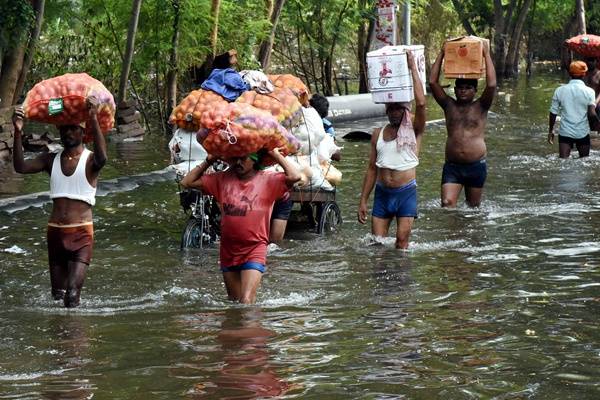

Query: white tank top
[[375, 127, 419, 171], [50, 148, 96, 206]]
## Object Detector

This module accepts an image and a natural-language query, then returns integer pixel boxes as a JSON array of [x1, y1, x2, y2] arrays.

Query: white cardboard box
[[367, 45, 426, 103]]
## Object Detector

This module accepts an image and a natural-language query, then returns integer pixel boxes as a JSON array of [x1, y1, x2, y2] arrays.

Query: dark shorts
[[221, 261, 265, 273], [47, 224, 94, 266], [272, 197, 293, 221], [558, 134, 590, 148], [372, 180, 417, 219], [442, 159, 487, 188]]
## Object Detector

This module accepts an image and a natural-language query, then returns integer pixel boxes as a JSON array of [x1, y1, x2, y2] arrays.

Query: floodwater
[[2, 71, 600, 399]]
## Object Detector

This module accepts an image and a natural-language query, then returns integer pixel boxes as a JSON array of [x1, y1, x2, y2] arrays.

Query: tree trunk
[[525, 0, 536, 76], [561, 13, 578, 70], [13, 0, 45, 105], [257, 0, 286, 71], [210, 0, 221, 56], [324, 56, 333, 96], [0, 47, 25, 108], [576, 0, 585, 35], [504, 0, 533, 77], [166, 0, 180, 131], [357, 11, 368, 93], [117, 0, 143, 106], [493, 0, 508, 77], [451, 0, 477, 36], [324, 0, 350, 95]]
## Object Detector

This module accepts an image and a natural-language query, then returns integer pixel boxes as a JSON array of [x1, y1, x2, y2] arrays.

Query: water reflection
[[189, 308, 290, 399], [40, 315, 95, 400]]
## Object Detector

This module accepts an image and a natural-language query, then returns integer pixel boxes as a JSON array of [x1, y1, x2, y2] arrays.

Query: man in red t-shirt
[[181, 148, 300, 303]]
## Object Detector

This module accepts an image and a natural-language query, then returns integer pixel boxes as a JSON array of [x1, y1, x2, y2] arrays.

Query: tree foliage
[[2, 0, 600, 124]]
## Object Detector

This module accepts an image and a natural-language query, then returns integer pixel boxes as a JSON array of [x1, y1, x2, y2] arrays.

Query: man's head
[[309, 94, 330, 118], [227, 153, 261, 178], [385, 102, 410, 126], [58, 124, 84, 148], [454, 78, 478, 103], [569, 61, 588, 79]]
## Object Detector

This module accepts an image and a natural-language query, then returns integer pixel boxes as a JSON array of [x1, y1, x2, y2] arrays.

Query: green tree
[[0, 1, 34, 106]]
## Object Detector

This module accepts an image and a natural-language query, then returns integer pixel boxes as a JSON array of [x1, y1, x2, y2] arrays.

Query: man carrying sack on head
[[12, 96, 107, 308]]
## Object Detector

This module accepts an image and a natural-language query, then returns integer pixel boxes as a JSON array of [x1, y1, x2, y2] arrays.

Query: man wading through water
[[429, 42, 496, 208], [548, 61, 600, 158], [12, 97, 107, 308], [181, 148, 300, 304], [357, 50, 426, 249]]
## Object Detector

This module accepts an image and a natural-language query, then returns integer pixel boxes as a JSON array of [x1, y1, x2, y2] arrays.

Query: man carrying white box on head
[[358, 50, 426, 250]]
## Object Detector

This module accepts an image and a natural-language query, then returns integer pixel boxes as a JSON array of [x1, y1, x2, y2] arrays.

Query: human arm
[[12, 107, 51, 174], [87, 96, 107, 172], [268, 147, 301, 187], [587, 105, 600, 132], [357, 129, 379, 224], [479, 43, 497, 110], [428, 48, 449, 108], [180, 154, 219, 190], [548, 112, 557, 144], [407, 50, 426, 139]]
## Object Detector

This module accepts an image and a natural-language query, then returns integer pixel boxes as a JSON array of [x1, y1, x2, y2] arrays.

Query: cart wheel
[[181, 218, 212, 249], [317, 202, 342, 234]]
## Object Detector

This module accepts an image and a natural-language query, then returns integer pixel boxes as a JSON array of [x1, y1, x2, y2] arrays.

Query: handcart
[[288, 186, 342, 234]]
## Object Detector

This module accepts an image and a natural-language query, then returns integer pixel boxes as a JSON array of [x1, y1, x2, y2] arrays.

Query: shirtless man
[[12, 97, 107, 307], [429, 43, 496, 208], [357, 50, 426, 249], [583, 57, 600, 124]]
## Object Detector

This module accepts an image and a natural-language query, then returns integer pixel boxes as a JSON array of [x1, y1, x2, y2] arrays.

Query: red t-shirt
[[201, 170, 288, 267]]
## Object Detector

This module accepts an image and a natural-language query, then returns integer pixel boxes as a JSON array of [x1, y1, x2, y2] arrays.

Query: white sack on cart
[[307, 165, 335, 191], [264, 155, 310, 187], [292, 107, 326, 154], [316, 134, 342, 163], [169, 128, 207, 164]]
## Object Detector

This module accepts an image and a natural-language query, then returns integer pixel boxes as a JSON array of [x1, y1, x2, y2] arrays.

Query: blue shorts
[[221, 261, 265, 273], [372, 180, 417, 219], [442, 159, 487, 188], [272, 197, 293, 220]]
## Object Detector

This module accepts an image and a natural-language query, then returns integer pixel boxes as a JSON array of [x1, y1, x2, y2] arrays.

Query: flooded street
[[2, 72, 600, 399]]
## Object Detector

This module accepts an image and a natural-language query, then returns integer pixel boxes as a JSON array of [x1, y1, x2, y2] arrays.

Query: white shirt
[[50, 148, 96, 206]]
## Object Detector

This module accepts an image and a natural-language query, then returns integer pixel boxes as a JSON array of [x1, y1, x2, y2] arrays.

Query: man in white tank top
[[358, 51, 426, 249], [12, 97, 107, 308]]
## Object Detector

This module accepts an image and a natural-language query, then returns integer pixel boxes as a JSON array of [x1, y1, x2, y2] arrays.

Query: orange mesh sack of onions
[[197, 103, 300, 162], [235, 86, 303, 129], [169, 89, 228, 131], [23, 73, 115, 142], [268, 74, 311, 107]]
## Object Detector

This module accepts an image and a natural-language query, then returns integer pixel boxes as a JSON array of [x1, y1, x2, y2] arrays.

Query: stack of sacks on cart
[[168, 69, 342, 190]]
